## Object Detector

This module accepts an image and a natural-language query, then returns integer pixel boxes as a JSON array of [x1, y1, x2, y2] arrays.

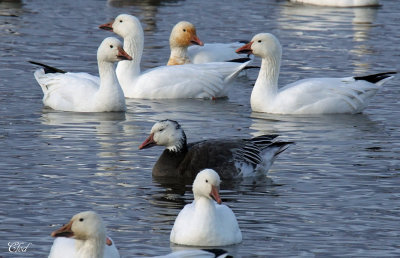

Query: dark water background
[[0, 0, 399, 257]]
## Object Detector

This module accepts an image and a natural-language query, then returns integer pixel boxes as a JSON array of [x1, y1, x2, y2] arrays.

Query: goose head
[[51, 211, 106, 243], [138, 119, 187, 152], [169, 21, 204, 48], [97, 37, 132, 63], [99, 14, 143, 39], [193, 169, 222, 204], [236, 33, 282, 60]]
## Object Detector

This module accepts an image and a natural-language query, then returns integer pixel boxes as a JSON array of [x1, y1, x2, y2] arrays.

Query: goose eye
[[205, 179, 208, 183], [110, 45, 114, 49], [79, 218, 84, 222], [258, 40, 262, 43], [159, 128, 164, 132], [119, 20, 123, 23], [183, 29, 186, 32]]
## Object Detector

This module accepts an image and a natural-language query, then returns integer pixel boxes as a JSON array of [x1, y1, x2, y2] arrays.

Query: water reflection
[[108, 0, 183, 7], [250, 112, 381, 136], [0, 0, 23, 39], [39, 110, 132, 171], [0, 0, 23, 16], [279, 4, 378, 74], [126, 98, 247, 128]]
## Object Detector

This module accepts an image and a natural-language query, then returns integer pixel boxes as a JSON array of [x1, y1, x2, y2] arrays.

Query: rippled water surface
[[1, 0, 399, 257]]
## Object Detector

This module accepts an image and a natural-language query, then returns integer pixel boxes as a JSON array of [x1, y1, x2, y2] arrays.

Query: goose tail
[[29, 61, 66, 74], [354, 71, 396, 86]]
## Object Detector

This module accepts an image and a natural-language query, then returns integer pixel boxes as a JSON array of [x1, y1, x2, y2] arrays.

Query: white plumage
[[99, 14, 249, 99], [236, 33, 395, 114], [170, 169, 242, 246], [48, 211, 120, 258], [32, 37, 129, 112]]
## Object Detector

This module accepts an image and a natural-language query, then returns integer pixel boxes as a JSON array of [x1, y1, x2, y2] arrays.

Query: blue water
[[0, 0, 399, 257]]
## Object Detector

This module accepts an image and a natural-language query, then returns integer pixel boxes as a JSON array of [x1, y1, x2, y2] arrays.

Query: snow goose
[[139, 119, 292, 180], [31, 37, 131, 112], [99, 14, 250, 99], [289, 0, 380, 7], [167, 20, 248, 65], [188, 41, 251, 64], [48, 211, 120, 258], [236, 33, 396, 114], [167, 21, 204, 65], [170, 169, 242, 246]]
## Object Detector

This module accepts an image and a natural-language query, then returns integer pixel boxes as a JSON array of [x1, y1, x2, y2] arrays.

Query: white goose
[[188, 41, 250, 64], [289, 0, 380, 7], [48, 211, 120, 258], [32, 37, 130, 112], [99, 14, 250, 99], [167, 20, 248, 65], [236, 33, 396, 114], [170, 169, 242, 246], [167, 21, 204, 66]]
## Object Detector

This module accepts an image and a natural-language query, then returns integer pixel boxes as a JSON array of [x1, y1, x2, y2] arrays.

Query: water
[[1, 0, 399, 257]]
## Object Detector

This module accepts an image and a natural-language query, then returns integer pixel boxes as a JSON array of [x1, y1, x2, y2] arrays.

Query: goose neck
[[193, 196, 217, 212], [75, 238, 105, 258], [97, 60, 119, 93], [168, 46, 190, 65], [255, 56, 280, 96]]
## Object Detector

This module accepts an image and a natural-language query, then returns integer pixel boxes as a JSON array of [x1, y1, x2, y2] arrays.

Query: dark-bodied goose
[[139, 119, 292, 180]]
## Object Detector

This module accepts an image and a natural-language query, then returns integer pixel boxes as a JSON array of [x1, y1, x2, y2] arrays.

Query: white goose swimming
[[31, 37, 130, 112], [188, 41, 250, 64], [236, 33, 395, 114], [289, 0, 380, 7], [167, 21, 204, 66], [48, 211, 120, 258], [167, 20, 248, 65], [170, 169, 242, 246], [99, 14, 250, 99]]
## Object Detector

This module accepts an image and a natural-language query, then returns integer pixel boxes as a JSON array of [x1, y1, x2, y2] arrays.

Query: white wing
[[127, 61, 250, 99], [33, 69, 99, 111], [188, 42, 250, 63]]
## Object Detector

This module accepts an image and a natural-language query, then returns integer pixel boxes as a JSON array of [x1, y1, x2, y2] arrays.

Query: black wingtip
[[273, 141, 294, 156], [202, 249, 231, 257], [243, 65, 260, 70], [28, 61, 66, 74], [226, 57, 251, 63], [354, 71, 396, 84]]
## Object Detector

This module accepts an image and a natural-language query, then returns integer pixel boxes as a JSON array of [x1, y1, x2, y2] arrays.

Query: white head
[[193, 169, 222, 204], [97, 37, 132, 63], [169, 21, 204, 48], [99, 14, 143, 39], [138, 120, 186, 152], [51, 211, 106, 241], [236, 33, 282, 60]]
